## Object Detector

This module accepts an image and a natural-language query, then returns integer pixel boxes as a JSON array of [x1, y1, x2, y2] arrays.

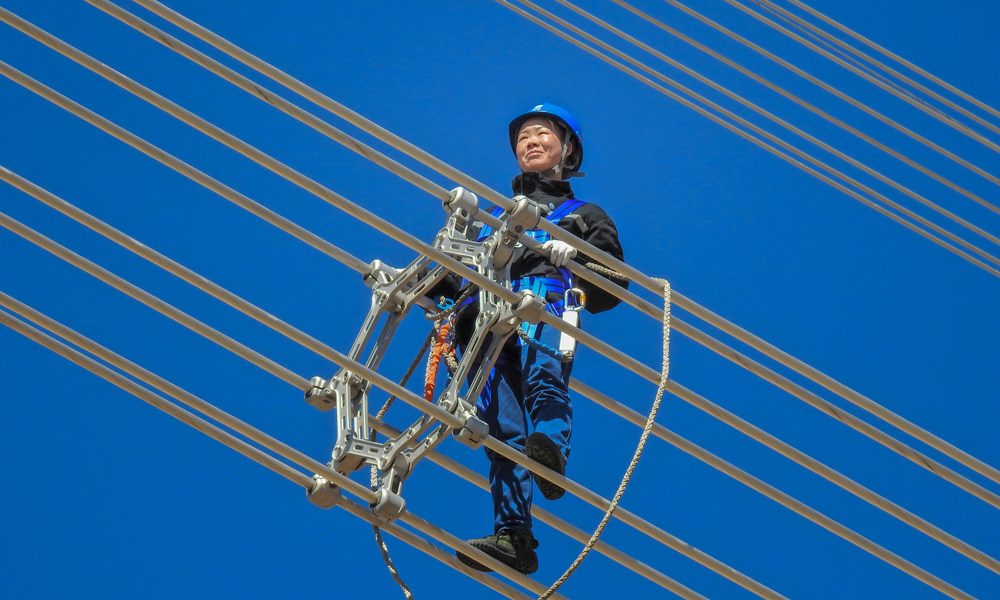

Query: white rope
[[752, 0, 1000, 137], [719, 0, 1000, 157], [336, 500, 534, 600], [537, 278, 670, 600], [606, 0, 1000, 246], [784, 0, 1000, 122], [655, 0, 1000, 205], [369, 417, 712, 600], [500, 0, 1000, 278], [117, 0, 1000, 488], [0, 305, 537, 600]]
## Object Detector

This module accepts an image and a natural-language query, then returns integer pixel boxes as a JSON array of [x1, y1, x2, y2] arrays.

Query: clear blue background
[[1, 1, 998, 599]]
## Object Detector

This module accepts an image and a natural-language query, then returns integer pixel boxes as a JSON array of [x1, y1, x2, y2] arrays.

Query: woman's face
[[515, 116, 571, 177]]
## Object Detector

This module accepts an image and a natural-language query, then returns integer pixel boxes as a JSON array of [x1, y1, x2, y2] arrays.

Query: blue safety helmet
[[508, 103, 584, 177]]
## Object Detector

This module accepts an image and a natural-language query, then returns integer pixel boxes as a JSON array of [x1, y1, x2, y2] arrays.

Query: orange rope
[[424, 320, 453, 401]]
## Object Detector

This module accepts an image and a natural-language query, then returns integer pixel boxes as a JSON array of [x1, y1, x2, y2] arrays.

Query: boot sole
[[525, 432, 566, 501], [456, 538, 538, 575]]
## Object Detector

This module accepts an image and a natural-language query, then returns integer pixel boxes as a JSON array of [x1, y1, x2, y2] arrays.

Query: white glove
[[542, 240, 578, 268]]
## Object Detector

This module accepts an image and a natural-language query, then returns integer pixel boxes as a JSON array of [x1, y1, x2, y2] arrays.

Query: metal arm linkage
[[305, 188, 546, 521]]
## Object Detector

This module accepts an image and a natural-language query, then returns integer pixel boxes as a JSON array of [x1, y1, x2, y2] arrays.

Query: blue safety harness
[[473, 198, 586, 341]]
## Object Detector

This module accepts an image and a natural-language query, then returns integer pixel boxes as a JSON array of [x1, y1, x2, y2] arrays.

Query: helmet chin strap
[[540, 135, 572, 179]]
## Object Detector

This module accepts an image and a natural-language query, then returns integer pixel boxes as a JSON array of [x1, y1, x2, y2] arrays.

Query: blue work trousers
[[473, 322, 574, 534]]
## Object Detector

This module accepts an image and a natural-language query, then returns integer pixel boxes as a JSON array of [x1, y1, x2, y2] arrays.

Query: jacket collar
[[511, 172, 575, 203]]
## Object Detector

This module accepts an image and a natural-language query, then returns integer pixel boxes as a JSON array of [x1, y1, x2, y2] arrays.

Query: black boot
[[525, 432, 567, 500], [456, 528, 539, 574]]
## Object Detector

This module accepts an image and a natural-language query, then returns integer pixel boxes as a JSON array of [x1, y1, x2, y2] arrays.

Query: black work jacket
[[431, 173, 627, 328]]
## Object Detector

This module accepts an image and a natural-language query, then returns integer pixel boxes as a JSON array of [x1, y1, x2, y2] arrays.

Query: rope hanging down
[[369, 329, 436, 599], [539, 268, 670, 600]]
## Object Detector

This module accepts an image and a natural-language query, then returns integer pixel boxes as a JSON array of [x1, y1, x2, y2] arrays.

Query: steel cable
[[113, 0, 1000, 486], [3, 165, 982, 596], [718, 0, 1000, 158], [606, 0, 1000, 247], [5, 7, 998, 580], [6, 37, 999, 522], [5, 38, 999, 526], [722, 1, 1000, 154], [0, 304, 538, 600], [655, 0, 1000, 206], [784, 0, 1000, 122], [750, 0, 1000, 138], [500, 0, 1000, 278], [107, 0, 1000, 270], [3, 4, 992, 596], [0, 202, 786, 599], [2, 253, 971, 599]]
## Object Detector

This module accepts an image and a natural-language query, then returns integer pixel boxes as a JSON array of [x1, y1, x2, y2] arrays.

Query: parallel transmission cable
[[494, 0, 1000, 278], [525, 0, 1000, 262], [477, 0, 1000, 485], [0, 309, 539, 600], [608, 0, 1000, 245], [655, 0, 1000, 203], [7, 11, 1000, 536], [0, 201, 789, 599], [5, 54, 999, 518], [29, 2, 1000, 491], [0, 155, 963, 599], [6, 49, 999, 518], [718, 0, 1000, 158], [751, 0, 1000, 137], [784, 0, 1000, 122], [720, 0, 1000, 166], [5, 51, 998, 545], [0, 7, 988, 596], [0, 182, 975, 600], [0, 177, 706, 600], [4, 175, 999, 581]]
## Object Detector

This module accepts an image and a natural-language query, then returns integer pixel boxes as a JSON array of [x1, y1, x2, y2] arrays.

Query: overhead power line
[[4, 173, 998, 582], [0, 186, 789, 600], [2, 162, 984, 599], [494, 0, 1000, 279], [750, 0, 1000, 138], [7, 1, 1000, 584], [783, 0, 1000, 122], [7, 3, 999, 540], [655, 0, 1000, 204], [720, 0, 1000, 154], [50, 0, 1000, 504], [9, 0, 996, 504], [5, 2, 992, 596], [118, 0, 1000, 488], [608, 0, 1000, 241], [522, 0, 1000, 263], [0, 304, 541, 600]]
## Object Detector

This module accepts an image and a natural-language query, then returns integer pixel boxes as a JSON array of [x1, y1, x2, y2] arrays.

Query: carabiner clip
[[564, 288, 586, 312]]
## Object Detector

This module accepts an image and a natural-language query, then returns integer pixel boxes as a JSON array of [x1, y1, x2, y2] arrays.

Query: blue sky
[[1, 1, 999, 599]]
